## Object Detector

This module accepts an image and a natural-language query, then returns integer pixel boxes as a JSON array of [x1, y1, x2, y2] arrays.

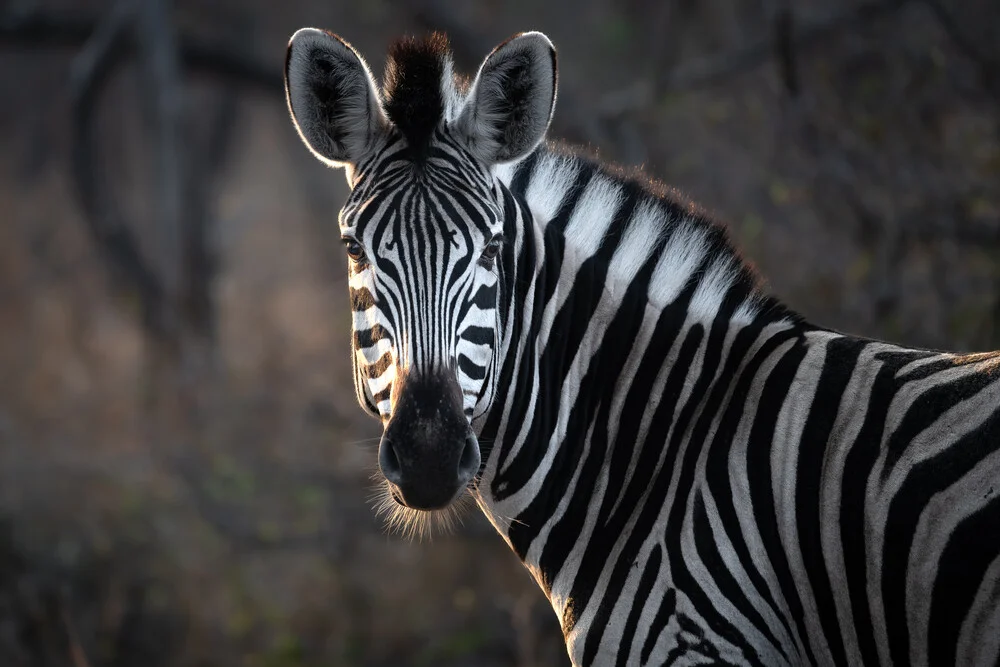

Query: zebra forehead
[[344, 173, 501, 242]]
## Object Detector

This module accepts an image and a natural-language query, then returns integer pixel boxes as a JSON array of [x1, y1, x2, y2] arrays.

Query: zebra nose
[[457, 434, 481, 485], [378, 436, 404, 485]]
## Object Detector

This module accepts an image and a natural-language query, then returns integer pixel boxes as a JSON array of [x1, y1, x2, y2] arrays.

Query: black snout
[[378, 370, 480, 510]]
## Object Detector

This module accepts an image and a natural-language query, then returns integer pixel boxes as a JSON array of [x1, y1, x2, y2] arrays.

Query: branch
[[595, 0, 911, 117], [135, 0, 185, 337], [68, 0, 172, 339], [63, 1, 242, 344], [178, 92, 236, 340], [773, 3, 799, 96], [0, 5, 282, 93], [663, 0, 910, 92]]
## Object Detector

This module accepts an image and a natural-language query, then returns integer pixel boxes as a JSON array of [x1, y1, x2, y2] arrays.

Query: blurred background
[[0, 0, 998, 665]]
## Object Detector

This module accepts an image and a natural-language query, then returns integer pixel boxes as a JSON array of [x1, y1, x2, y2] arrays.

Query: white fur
[[606, 199, 664, 291], [688, 257, 736, 318], [524, 152, 580, 224], [562, 175, 622, 257], [646, 221, 708, 310]]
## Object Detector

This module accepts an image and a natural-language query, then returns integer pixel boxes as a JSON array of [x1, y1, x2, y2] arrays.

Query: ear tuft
[[455, 31, 557, 165], [285, 28, 387, 167]]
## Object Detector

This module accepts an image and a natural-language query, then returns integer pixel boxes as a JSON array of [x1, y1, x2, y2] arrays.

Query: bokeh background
[[0, 0, 998, 665]]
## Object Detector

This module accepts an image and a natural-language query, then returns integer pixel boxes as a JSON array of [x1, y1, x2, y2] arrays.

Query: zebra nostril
[[457, 434, 481, 484], [378, 437, 403, 484]]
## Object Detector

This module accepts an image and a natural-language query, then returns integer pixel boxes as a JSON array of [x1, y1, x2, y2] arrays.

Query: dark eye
[[343, 237, 366, 262], [480, 236, 503, 264]]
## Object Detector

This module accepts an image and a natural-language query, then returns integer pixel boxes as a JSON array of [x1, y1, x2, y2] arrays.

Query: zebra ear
[[454, 31, 557, 165], [285, 28, 388, 168]]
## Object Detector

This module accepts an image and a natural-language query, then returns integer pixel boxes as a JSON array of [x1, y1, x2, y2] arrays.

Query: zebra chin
[[375, 369, 482, 513]]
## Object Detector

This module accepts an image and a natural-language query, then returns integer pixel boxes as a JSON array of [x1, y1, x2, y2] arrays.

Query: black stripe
[[744, 335, 816, 664], [793, 336, 863, 667], [480, 192, 542, 471], [469, 283, 497, 310], [882, 367, 998, 480], [460, 325, 494, 347], [698, 323, 799, 663], [366, 351, 393, 378], [353, 324, 391, 350], [500, 184, 639, 516], [640, 586, 676, 663], [489, 227, 565, 507], [838, 349, 914, 667], [457, 353, 486, 381], [548, 166, 593, 233], [928, 491, 1000, 666], [615, 543, 663, 667], [350, 287, 376, 311], [882, 403, 1000, 666], [508, 149, 540, 197], [565, 284, 698, 635], [660, 287, 768, 665]]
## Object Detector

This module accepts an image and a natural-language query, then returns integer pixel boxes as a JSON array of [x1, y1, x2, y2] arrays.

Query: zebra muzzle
[[377, 369, 481, 510]]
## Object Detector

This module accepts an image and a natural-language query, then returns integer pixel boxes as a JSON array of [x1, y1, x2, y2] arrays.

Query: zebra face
[[339, 161, 504, 509], [285, 28, 556, 516]]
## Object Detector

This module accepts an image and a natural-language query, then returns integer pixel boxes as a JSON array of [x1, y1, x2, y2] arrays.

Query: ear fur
[[454, 31, 557, 165], [285, 28, 388, 167]]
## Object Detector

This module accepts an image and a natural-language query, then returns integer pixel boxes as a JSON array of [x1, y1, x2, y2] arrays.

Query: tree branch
[[135, 0, 185, 339], [0, 5, 282, 93], [594, 0, 911, 117], [68, 0, 172, 340], [773, 2, 799, 96]]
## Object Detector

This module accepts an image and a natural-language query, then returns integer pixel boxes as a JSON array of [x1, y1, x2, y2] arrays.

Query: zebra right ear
[[454, 31, 557, 165], [285, 28, 388, 169]]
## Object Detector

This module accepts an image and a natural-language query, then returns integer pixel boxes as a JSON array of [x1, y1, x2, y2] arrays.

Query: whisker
[[368, 479, 477, 542], [342, 436, 383, 447]]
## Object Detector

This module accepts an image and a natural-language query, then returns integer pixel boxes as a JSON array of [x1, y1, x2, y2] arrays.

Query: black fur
[[382, 33, 451, 156]]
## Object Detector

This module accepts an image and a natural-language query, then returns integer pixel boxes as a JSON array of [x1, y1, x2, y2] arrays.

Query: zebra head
[[285, 30, 556, 517]]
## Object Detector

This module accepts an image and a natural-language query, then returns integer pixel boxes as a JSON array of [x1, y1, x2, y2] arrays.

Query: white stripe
[[647, 221, 707, 309], [524, 152, 580, 224], [561, 174, 622, 257]]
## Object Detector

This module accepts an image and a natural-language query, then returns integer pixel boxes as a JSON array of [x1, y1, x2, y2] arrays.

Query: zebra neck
[[476, 142, 801, 593], [493, 142, 785, 327]]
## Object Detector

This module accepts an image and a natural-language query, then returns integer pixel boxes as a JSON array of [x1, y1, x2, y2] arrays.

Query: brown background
[[1, 0, 998, 665]]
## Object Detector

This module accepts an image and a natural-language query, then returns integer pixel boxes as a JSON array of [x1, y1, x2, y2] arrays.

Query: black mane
[[382, 33, 451, 156]]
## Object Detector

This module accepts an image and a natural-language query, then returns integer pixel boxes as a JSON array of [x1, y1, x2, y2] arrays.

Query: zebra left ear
[[285, 28, 388, 169], [454, 31, 557, 165]]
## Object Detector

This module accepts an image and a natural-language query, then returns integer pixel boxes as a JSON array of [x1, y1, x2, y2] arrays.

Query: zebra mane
[[381, 33, 460, 156], [500, 141, 797, 324]]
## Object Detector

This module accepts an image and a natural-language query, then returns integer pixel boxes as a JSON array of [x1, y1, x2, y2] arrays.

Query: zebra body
[[487, 147, 1000, 666], [284, 28, 1000, 666]]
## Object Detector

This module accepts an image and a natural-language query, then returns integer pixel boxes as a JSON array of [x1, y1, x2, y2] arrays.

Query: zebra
[[284, 27, 1000, 667]]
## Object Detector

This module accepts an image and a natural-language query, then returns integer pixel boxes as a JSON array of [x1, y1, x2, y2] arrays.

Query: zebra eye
[[342, 238, 366, 263], [480, 236, 503, 264]]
